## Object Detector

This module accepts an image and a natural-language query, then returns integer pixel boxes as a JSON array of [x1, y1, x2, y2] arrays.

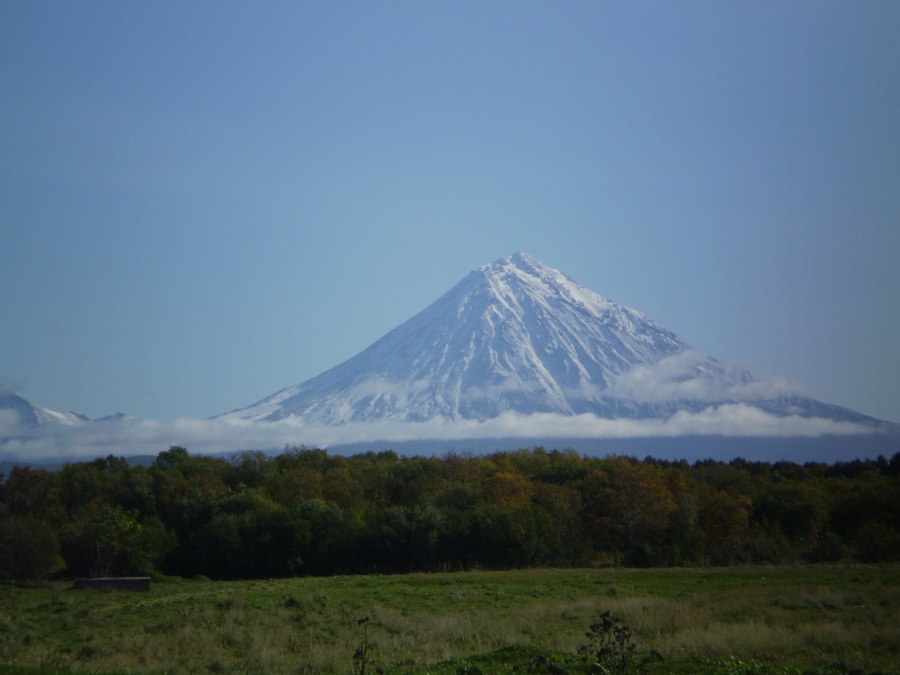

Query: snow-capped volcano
[[222, 252, 872, 427], [0, 392, 89, 432], [2, 253, 893, 464]]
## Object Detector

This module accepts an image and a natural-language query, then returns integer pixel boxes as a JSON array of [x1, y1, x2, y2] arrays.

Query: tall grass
[[0, 565, 897, 673]]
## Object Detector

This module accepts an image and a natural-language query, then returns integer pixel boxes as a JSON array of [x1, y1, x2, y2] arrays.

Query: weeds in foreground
[[579, 610, 637, 674], [352, 616, 381, 675], [576, 611, 664, 675]]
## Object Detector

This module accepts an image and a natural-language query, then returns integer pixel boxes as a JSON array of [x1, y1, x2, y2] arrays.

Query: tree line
[[1, 445, 898, 580]]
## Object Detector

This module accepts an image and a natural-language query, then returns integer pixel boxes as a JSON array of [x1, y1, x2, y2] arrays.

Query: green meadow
[[1, 565, 898, 674]]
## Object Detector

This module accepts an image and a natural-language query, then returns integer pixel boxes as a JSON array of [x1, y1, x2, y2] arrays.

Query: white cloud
[[0, 404, 875, 462], [0, 350, 881, 463], [604, 350, 806, 403], [0, 409, 25, 437]]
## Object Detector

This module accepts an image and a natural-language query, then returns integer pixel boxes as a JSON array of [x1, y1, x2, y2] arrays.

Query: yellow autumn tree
[[483, 470, 534, 509]]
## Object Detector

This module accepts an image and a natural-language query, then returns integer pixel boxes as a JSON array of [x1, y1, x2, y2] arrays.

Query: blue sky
[[2, 0, 899, 428]]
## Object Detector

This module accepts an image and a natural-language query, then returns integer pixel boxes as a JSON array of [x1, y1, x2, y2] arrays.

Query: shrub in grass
[[579, 610, 637, 674]]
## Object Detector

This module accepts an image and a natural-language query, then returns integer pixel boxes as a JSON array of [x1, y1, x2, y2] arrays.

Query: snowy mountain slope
[[0, 392, 88, 433], [221, 252, 880, 427]]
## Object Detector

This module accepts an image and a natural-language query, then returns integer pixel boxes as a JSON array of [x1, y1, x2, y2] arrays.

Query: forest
[[1, 445, 898, 581]]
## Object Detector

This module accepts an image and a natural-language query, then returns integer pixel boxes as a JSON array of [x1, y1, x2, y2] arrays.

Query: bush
[[579, 610, 637, 675]]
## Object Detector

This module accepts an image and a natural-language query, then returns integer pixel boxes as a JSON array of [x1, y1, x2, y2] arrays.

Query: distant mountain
[[221, 253, 888, 429], [0, 392, 88, 432], [0, 392, 133, 446], [3, 254, 892, 467]]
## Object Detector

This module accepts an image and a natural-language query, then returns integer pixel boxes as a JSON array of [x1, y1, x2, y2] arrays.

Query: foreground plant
[[579, 610, 637, 674], [353, 616, 380, 675]]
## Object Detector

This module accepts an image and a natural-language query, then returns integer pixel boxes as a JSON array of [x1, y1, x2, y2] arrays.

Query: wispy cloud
[[0, 405, 875, 462], [0, 409, 25, 437], [0, 352, 879, 463], [604, 350, 806, 403]]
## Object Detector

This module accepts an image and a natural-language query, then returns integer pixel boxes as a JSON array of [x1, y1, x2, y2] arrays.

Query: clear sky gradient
[[2, 1, 899, 425]]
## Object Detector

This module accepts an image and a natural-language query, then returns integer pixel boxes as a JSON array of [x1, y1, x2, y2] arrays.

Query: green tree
[[483, 470, 534, 509], [270, 465, 324, 507], [4, 467, 63, 524], [62, 504, 142, 577], [0, 515, 65, 580], [697, 486, 750, 565], [581, 460, 675, 566]]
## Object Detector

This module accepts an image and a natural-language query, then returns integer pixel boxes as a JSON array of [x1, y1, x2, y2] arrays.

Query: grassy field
[[1, 565, 898, 674]]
